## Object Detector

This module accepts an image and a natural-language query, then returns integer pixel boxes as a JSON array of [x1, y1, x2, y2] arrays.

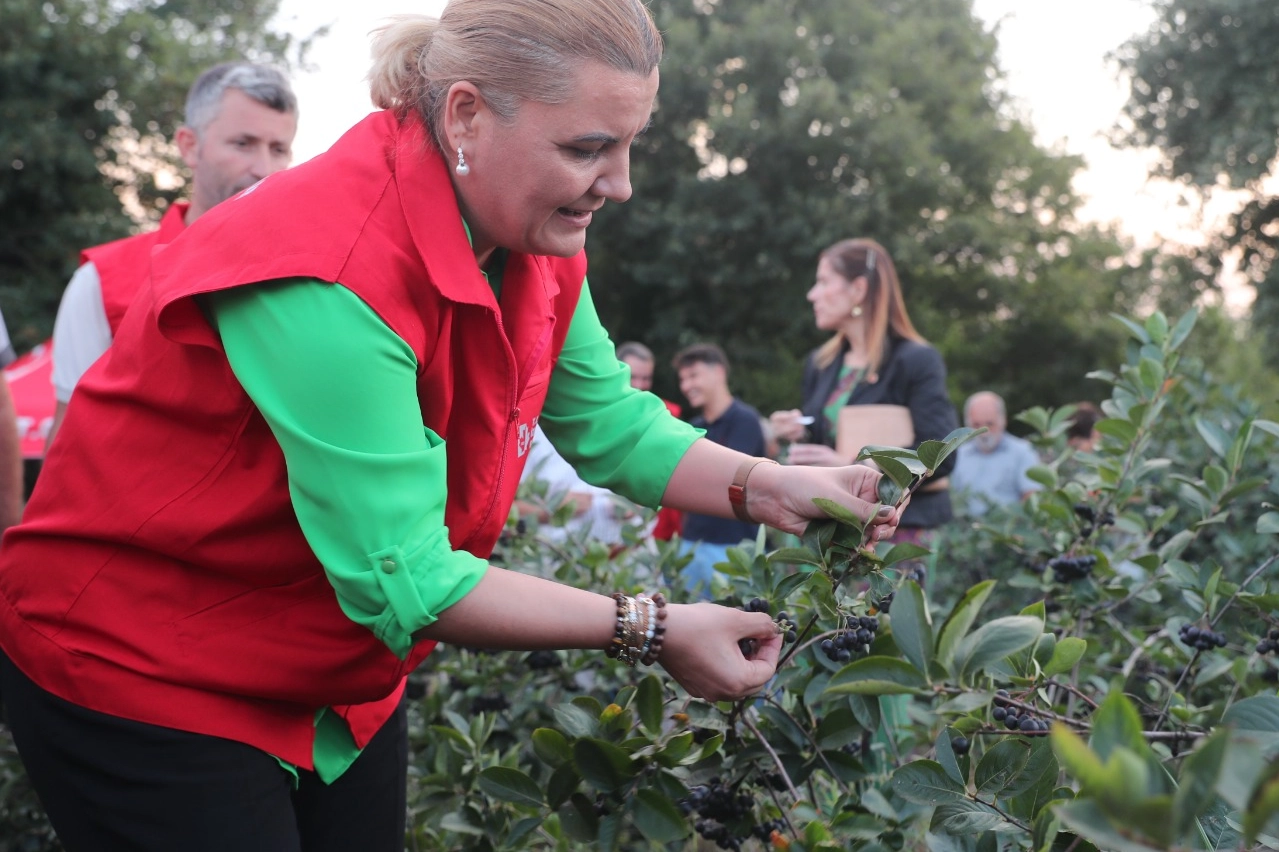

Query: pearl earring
[[851, 305, 864, 318], [455, 146, 470, 176]]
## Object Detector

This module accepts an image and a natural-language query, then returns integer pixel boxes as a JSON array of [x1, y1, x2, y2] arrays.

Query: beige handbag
[[836, 405, 949, 492]]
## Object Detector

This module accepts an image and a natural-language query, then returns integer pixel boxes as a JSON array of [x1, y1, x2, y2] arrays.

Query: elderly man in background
[[951, 390, 1041, 516], [47, 62, 298, 447]]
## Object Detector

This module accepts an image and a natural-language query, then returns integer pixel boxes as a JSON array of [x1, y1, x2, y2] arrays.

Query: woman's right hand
[[658, 603, 782, 701], [769, 409, 808, 443]]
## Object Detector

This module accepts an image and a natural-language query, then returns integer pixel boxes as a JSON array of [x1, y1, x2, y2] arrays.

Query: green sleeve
[[204, 278, 488, 659], [539, 277, 703, 506]]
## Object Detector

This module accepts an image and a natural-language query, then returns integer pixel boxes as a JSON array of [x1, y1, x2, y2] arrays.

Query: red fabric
[[81, 202, 189, 335], [650, 398, 684, 540], [0, 111, 585, 768], [3, 341, 54, 459]]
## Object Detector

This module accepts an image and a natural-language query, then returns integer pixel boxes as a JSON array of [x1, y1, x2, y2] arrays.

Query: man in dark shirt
[[672, 343, 766, 597]]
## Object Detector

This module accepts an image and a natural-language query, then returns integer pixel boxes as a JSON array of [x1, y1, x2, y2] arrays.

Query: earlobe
[[174, 126, 199, 168]]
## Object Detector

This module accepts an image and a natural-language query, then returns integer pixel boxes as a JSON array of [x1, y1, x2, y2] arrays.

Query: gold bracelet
[[728, 458, 779, 524]]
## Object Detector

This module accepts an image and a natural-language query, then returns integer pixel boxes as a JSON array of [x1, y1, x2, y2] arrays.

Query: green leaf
[[770, 548, 822, 567], [532, 728, 572, 766], [1095, 418, 1138, 443], [572, 738, 635, 792], [1144, 311, 1169, 344], [1054, 799, 1168, 852], [508, 816, 543, 845], [1089, 691, 1147, 761], [881, 542, 931, 568], [558, 795, 598, 842], [1138, 356, 1165, 394], [636, 674, 664, 735], [891, 760, 968, 805], [1168, 308, 1197, 350], [936, 580, 995, 673], [887, 580, 933, 678], [1222, 694, 1279, 733], [916, 439, 947, 471], [632, 789, 688, 843], [1043, 637, 1087, 677], [478, 766, 545, 808], [1002, 735, 1059, 799], [954, 615, 1043, 681], [545, 762, 581, 809], [975, 738, 1032, 797], [936, 728, 968, 785], [554, 704, 598, 739], [1195, 416, 1230, 459], [811, 497, 866, 530], [871, 454, 916, 489], [1111, 313, 1151, 344], [1259, 513, 1279, 535], [1026, 465, 1058, 489], [1244, 759, 1279, 847], [1171, 728, 1229, 840], [932, 801, 1015, 834], [824, 656, 928, 696]]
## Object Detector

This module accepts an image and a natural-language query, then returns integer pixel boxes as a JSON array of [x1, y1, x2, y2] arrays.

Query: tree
[[1115, 0, 1279, 368], [588, 0, 1140, 415], [0, 0, 311, 350]]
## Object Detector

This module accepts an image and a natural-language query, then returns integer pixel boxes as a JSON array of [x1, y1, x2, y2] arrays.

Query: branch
[[742, 714, 805, 806]]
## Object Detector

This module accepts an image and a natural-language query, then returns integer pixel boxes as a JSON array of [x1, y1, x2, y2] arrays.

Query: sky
[[273, 0, 1228, 285]]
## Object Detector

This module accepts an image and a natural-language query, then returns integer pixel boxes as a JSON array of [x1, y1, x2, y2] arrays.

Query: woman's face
[[807, 256, 863, 331], [457, 62, 659, 263]]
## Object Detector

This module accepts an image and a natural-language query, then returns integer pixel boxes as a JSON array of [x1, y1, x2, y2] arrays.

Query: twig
[[970, 794, 1032, 832], [761, 694, 849, 794], [742, 714, 805, 805], [1152, 648, 1201, 732], [1209, 552, 1279, 630], [1043, 678, 1099, 710]]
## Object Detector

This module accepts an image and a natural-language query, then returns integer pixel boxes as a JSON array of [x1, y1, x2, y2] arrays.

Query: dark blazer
[[799, 335, 958, 529]]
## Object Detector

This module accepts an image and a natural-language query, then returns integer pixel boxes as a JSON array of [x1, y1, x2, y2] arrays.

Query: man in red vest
[[46, 61, 298, 447]]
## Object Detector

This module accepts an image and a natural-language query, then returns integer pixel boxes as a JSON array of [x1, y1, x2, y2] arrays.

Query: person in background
[[951, 390, 1042, 516], [0, 308, 23, 532], [1065, 401, 1102, 452], [47, 62, 298, 448], [617, 340, 683, 540], [0, 3, 903, 848], [673, 343, 767, 595], [770, 238, 957, 544], [518, 423, 630, 546]]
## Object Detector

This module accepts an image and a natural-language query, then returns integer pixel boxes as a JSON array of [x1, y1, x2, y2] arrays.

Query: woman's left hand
[[785, 442, 849, 467], [746, 461, 906, 537]]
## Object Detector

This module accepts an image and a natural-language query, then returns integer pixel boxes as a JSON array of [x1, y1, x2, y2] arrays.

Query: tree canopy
[[1115, 0, 1279, 366], [587, 0, 1143, 416], [0, 0, 308, 349]]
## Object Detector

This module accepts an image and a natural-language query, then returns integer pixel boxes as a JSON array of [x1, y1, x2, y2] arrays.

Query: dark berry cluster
[[871, 592, 894, 614], [993, 690, 1050, 733], [744, 597, 770, 613], [1179, 623, 1227, 652], [1257, 629, 1279, 655], [1073, 503, 1115, 531], [525, 649, 561, 670], [1048, 553, 1096, 582], [820, 615, 879, 663], [950, 736, 970, 755], [680, 780, 753, 852], [469, 694, 510, 714], [750, 819, 787, 845]]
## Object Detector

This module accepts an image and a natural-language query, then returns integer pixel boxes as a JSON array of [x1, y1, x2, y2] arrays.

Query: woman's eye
[[573, 148, 603, 162]]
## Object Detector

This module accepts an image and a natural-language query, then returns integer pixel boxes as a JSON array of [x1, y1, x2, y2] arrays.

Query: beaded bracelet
[[639, 593, 667, 666], [605, 592, 668, 667]]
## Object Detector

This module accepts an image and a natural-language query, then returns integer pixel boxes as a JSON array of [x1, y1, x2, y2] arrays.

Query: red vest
[[80, 202, 189, 334], [0, 111, 585, 767]]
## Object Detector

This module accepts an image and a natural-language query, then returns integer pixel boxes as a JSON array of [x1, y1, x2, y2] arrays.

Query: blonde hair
[[368, 0, 662, 149], [813, 238, 925, 373]]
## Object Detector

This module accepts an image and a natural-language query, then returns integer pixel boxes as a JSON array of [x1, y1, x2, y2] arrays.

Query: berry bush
[[1, 309, 1277, 851]]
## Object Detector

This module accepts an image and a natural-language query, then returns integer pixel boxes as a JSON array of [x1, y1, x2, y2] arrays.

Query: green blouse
[[205, 274, 700, 782]]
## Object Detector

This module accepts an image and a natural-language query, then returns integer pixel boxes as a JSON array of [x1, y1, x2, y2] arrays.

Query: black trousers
[[0, 651, 407, 852]]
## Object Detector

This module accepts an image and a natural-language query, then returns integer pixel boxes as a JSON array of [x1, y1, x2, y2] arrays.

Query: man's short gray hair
[[184, 62, 298, 135], [963, 391, 1006, 423]]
